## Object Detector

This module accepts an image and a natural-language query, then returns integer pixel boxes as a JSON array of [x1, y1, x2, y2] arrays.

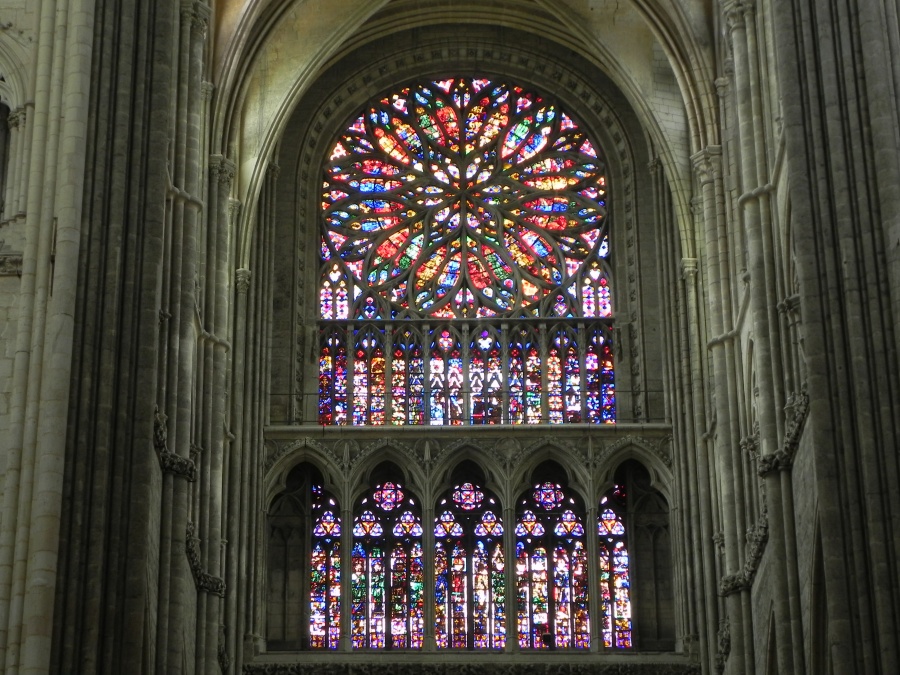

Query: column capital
[[182, 1, 211, 39], [714, 76, 731, 99], [723, 0, 753, 34], [228, 198, 243, 222], [6, 107, 24, 129], [681, 258, 699, 278], [210, 155, 236, 187], [690, 146, 722, 185], [236, 268, 252, 294]]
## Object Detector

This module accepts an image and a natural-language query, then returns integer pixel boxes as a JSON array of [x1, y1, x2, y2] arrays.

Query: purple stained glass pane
[[533, 482, 565, 510], [373, 482, 404, 511], [452, 483, 484, 510]]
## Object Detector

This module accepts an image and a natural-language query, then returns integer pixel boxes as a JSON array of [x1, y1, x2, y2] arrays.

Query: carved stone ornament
[[712, 531, 725, 558], [184, 1, 210, 39], [159, 448, 198, 482], [719, 512, 769, 596], [186, 522, 226, 597], [0, 253, 22, 276], [715, 616, 731, 674], [757, 388, 809, 476], [718, 571, 748, 596], [154, 405, 198, 481], [153, 406, 168, 451], [218, 624, 232, 673], [236, 268, 252, 295], [243, 663, 701, 675]]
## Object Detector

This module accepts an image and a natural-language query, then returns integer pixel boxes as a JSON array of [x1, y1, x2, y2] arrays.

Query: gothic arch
[[430, 441, 504, 489], [278, 37, 647, 427], [509, 442, 591, 504], [216, 0, 718, 270], [597, 437, 675, 501], [348, 444, 428, 503], [265, 438, 343, 505], [0, 33, 29, 109], [432, 454, 504, 509]]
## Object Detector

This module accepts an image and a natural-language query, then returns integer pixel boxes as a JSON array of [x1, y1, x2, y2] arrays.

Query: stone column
[[725, 2, 799, 673]]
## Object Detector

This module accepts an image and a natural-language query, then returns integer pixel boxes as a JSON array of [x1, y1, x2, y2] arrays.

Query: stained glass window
[[318, 77, 615, 425], [515, 481, 589, 649], [309, 486, 342, 649], [434, 483, 505, 649], [597, 487, 632, 648], [351, 482, 424, 649]]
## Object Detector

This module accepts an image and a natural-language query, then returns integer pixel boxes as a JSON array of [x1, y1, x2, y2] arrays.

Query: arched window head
[[351, 479, 424, 649], [433, 479, 505, 649], [515, 472, 590, 650], [597, 484, 632, 649], [318, 77, 615, 426]]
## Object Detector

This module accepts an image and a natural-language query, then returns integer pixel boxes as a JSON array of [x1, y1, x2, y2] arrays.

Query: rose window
[[317, 78, 615, 426]]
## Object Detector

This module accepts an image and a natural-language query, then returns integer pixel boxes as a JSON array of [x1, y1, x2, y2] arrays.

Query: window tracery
[[317, 77, 615, 425], [515, 480, 590, 649], [350, 481, 425, 649], [597, 486, 632, 648], [434, 481, 506, 649], [267, 459, 667, 653]]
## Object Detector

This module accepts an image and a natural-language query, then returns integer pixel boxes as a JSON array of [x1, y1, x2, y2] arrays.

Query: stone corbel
[[186, 521, 226, 597], [719, 511, 769, 595], [153, 406, 198, 481], [757, 388, 809, 476]]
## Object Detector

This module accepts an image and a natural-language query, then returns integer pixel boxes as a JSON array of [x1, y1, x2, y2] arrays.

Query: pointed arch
[[432, 472, 506, 649], [514, 467, 590, 649], [265, 438, 343, 505], [598, 437, 674, 502], [266, 462, 343, 650], [348, 440, 427, 500]]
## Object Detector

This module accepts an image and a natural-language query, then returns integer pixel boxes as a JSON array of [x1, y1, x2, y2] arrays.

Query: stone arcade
[[0, 1, 898, 674]]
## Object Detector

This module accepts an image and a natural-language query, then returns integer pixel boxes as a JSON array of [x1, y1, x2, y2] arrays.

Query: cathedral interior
[[0, 1, 898, 673]]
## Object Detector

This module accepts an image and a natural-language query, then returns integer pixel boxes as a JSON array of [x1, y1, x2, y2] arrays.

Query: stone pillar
[[725, 1, 799, 673]]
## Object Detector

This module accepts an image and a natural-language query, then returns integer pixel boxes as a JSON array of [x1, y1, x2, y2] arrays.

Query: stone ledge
[[244, 657, 699, 675]]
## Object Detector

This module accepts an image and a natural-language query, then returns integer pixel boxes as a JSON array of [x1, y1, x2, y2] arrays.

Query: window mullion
[[586, 504, 601, 653], [578, 322, 587, 424], [539, 324, 549, 423], [462, 323, 471, 425], [385, 323, 394, 425], [500, 323, 510, 424], [423, 323, 432, 424], [340, 505, 353, 651]]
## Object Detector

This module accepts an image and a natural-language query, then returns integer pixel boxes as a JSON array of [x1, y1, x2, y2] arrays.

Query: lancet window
[[266, 461, 662, 652], [350, 481, 425, 649], [597, 485, 632, 648], [433, 481, 506, 649], [266, 463, 342, 651], [515, 480, 590, 649], [317, 77, 615, 425]]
